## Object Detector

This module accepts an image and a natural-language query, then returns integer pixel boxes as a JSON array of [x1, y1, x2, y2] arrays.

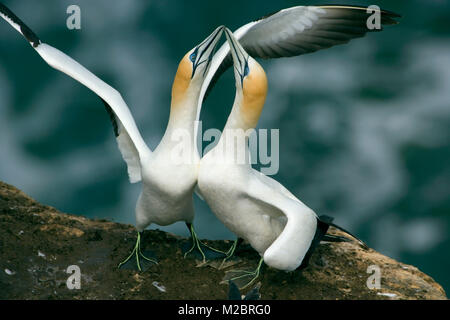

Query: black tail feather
[[322, 234, 352, 243], [320, 216, 369, 250], [297, 218, 330, 270], [297, 215, 368, 271]]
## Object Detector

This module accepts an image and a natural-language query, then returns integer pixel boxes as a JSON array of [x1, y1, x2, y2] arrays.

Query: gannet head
[[224, 27, 268, 129], [172, 26, 224, 107]]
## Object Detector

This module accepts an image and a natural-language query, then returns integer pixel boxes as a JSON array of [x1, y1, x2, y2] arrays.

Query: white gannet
[[193, 4, 398, 277], [197, 28, 366, 289], [195, 5, 400, 139], [0, 3, 225, 270]]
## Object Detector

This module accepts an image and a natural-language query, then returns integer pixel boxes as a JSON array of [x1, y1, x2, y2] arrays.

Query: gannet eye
[[189, 50, 198, 63], [244, 61, 250, 77]]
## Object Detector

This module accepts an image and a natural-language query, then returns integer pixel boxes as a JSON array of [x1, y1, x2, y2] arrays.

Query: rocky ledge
[[0, 181, 446, 300]]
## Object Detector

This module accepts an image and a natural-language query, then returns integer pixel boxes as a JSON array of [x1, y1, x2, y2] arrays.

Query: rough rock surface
[[0, 181, 447, 300]]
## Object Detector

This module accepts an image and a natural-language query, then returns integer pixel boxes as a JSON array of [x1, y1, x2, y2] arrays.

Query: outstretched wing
[[0, 3, 151, 183], [197, 5, 400, 122], [238, 5, 399, 60]]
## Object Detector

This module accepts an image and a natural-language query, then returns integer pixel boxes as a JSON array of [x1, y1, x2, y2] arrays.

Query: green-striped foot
[[223, 257, 264, 290], [118, 231, 158, 272], [182, 223, 227, 262]]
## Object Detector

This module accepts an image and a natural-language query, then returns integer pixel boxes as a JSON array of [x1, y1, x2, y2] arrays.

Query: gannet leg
[[183, 223, 227, 263], [219, 237, 244, 269], [118, 231, 158, 271], [225, 238, 244, 257], [223, 257, 264, 290]]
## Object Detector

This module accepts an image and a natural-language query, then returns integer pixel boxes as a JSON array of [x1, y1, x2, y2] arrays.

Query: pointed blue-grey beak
[[191, 25, 224, 78], [224, 27, 249, 87]]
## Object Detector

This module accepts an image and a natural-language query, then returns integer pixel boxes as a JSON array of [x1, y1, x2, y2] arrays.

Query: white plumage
[[198, 28, 318, 271], [0, 3, 225, 268]]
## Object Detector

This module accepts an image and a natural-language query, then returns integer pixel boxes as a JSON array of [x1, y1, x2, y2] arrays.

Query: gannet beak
[[191, 25, 224, 78], [224, 27, 249, 88]]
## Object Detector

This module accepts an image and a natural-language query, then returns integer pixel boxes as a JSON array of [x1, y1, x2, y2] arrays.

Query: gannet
[[197, 28, 366, 289], [194, 4, 398, 272], [0, 3, 225, 270]]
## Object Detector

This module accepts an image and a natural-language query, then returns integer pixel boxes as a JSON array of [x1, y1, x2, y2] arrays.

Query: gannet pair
[[0, 3, 226, 270], [1, 3, 399, 278]]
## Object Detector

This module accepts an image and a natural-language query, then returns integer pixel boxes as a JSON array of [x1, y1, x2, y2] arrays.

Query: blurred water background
[[0, 0, 449, 293]]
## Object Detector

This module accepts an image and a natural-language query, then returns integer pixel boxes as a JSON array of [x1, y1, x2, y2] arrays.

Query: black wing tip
[[253, 5, 401, 21], [22, 24, 41, 48], [381, 9, 402, 19], [0, 2, 41, 47], [381, 15, 401, 26], [318, 4, 401, 22]]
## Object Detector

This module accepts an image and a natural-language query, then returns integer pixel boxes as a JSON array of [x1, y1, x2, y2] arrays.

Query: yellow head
[[224, 28, 268, 129], [241, 58, 268, 128], [171, 26, 224, 108], [171, 52, 193, 107]]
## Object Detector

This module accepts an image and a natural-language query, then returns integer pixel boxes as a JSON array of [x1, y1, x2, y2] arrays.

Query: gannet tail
[[297, 215, 368, 271], [319, 215, 369, 249], [297, 218, 330, 270]]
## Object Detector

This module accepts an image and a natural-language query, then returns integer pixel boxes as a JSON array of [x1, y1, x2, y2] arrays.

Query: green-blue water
[[0, 0, 449, 294]]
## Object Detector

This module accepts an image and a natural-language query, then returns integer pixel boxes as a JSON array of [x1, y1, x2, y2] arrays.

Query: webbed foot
[[222, 258, 264, 290], [118, 232, 158, 272], [182, 223, 227, 262]]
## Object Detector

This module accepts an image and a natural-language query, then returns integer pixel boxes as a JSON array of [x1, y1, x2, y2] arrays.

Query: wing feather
[[198, 5, 400, 124], [0, 3, 151, 183]]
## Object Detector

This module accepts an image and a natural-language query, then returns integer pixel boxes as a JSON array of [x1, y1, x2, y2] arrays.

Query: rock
[[0, 181, 447, 299]]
